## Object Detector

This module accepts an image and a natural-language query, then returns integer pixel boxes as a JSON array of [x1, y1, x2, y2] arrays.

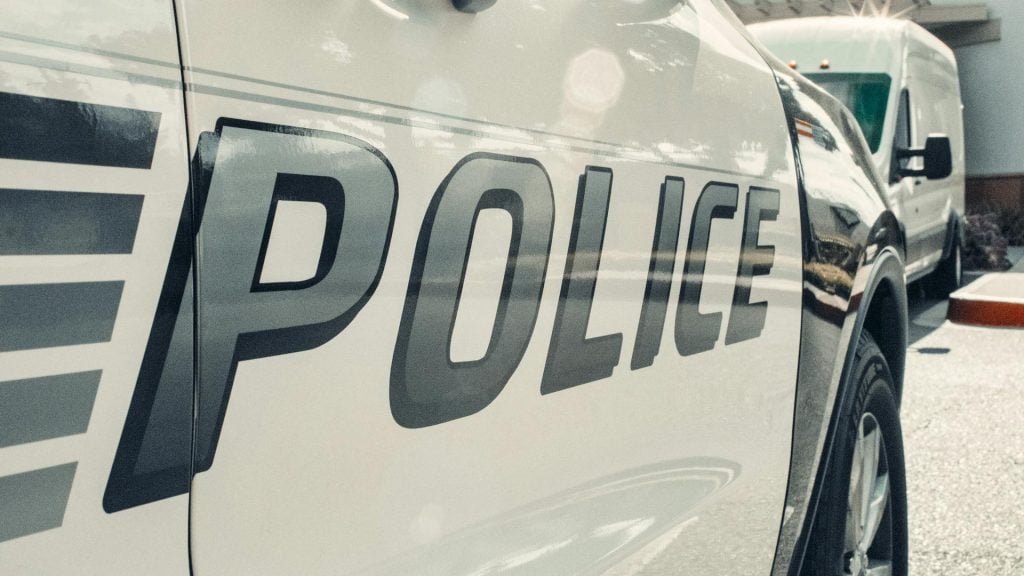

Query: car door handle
[[452, 0, 496, 12]]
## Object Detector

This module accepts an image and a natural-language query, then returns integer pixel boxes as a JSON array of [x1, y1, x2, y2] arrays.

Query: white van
[[752, 16, 966, 295]]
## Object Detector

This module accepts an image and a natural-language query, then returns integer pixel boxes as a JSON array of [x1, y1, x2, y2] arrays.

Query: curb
[[947, 273, 1024, 328]]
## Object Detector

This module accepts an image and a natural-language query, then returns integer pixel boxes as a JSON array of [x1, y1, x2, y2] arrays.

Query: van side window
[[891, 90, 911, 182]]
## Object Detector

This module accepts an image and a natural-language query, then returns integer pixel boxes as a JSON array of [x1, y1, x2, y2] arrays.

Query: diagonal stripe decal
[[0, 282, 124, 352], [0, 62, 167, 544], [0, 92, 160, 169], [0, 463, 77, 543], [0, 371, 101, 448], [0, 189, 144, 255]]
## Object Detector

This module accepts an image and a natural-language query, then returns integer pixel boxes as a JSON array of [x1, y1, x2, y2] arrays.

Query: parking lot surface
[[904, 287, 1024, 574]]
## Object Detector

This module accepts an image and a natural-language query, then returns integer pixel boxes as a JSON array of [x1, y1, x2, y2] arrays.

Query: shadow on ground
[[907, 283, 951, 347]]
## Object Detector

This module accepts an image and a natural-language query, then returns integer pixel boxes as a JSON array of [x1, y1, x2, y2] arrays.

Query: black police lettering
[[107, 117, 783, 507], [726, 187, 780, 345], [251, 173, 346, 292], [106, 119, 397, 511], [631, 177, 685, 370], [541, 167, 623, 394], [391, 153, 554, 428], [194, 122, 396, 471], [675, 182, 738, 357]]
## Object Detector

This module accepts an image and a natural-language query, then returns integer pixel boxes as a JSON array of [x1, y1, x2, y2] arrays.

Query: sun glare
[[843, 0, 920, 20]]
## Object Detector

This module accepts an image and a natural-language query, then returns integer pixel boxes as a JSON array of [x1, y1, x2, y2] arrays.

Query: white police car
[[0, 2, 908, 575]]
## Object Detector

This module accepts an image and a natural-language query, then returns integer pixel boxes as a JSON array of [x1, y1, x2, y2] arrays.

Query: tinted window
[[892, 89, 912, 181], [804, 73, 892, 153]]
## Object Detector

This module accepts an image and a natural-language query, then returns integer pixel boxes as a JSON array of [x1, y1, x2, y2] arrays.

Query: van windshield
[[803, 73, 892, 153]]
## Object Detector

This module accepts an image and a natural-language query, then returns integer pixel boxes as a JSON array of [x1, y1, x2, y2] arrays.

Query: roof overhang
[[726, 1, 1001, 48]]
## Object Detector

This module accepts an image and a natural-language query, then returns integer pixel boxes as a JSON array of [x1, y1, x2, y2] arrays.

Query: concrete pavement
[[948, 247, 1024, 327], [904, 270, 1024, 574]]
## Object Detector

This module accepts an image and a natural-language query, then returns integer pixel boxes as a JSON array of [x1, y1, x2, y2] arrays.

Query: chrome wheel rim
[[844, 413, 893, 576]]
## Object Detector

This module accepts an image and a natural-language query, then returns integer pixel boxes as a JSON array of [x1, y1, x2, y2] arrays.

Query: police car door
[[175, 1, 803, 574]]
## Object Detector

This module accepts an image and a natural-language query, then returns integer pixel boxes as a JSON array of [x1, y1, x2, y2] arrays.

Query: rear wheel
[[803, 331, 908, 576]]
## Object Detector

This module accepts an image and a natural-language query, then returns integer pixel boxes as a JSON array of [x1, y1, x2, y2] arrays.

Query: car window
[[803, 72, 891, 153], [893, 89, 912, 180]]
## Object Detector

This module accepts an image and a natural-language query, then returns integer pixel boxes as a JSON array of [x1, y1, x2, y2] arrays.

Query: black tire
[[803, 331, 908, 576], [923, 227, 962, 298]]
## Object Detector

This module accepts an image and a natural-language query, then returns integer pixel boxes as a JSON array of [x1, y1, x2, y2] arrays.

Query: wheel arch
[[941, 210, 964, 262], [791, 238, 908, 576], [854, 248, 908, 405], [778, 212, 908, 576], [726, 15, 913, 572]]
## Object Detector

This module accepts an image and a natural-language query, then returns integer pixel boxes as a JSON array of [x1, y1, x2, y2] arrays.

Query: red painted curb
[[947, 273, 1024, 328], [948, 297, 1024, 327]]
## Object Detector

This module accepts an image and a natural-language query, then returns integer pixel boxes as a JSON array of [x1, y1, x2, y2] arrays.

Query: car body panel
[[764, 62, 906, 576], [0, 1, 191, 574], [751, 16, 964, 281], [720, 10, 908, 573], [174, 1, 803, 574], [0, 2, 910, 575]]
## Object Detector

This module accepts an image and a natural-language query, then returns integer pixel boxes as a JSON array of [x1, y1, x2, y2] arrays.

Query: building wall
[[934, 0, 1023, 178], [933, 0, 1024, 213]]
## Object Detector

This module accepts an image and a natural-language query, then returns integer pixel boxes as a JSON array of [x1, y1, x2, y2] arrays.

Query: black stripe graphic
[[0, 371, 101, 448], [0, 282, 124, 352], [0, 189, 144, 255], [0, 463, 76, 543], [0, 92, 160, 168]]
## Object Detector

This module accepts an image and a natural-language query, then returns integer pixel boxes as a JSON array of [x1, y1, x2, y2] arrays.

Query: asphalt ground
[[904, 259, 1024, 574]]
